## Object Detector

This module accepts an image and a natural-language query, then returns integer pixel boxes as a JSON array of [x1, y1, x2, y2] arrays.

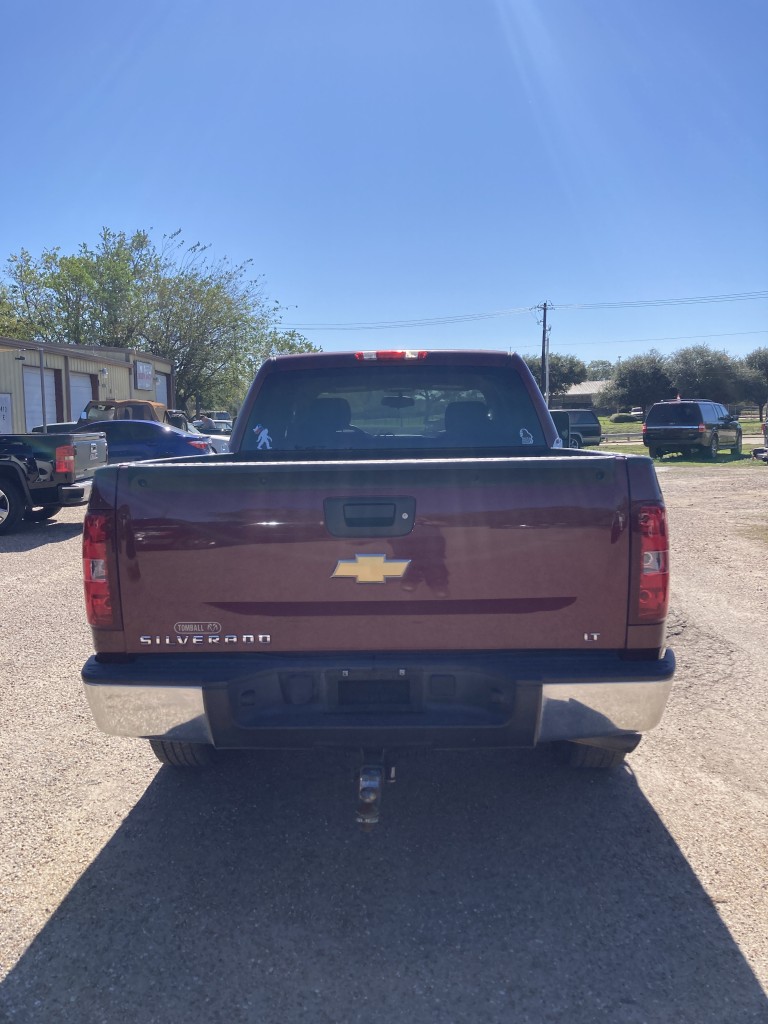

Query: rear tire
[[705, 433, 718, 460], [25, 504, 64, 522], [569, 435, 581, 449], [731, 435, 742, 457], [149, 739, 216, 769], [648, 446, 661, 459], [560, 742, 629, 770], [0, 479, 25, 534]]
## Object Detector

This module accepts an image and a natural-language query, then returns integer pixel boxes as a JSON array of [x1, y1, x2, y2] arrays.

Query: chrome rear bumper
[[538, 678, 673, 741], [82, 649, 675, 748]]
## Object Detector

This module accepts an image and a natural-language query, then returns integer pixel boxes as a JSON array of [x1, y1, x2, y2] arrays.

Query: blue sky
[[2, 0, 766, 365]]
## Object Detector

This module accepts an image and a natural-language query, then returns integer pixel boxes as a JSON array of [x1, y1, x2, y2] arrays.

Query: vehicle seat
[[291, 397, 366, 447], [440, 401, 495, 445]]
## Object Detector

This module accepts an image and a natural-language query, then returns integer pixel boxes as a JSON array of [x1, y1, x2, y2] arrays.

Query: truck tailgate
[[73, 433, 108, 479], [108, 455, 632, 654]]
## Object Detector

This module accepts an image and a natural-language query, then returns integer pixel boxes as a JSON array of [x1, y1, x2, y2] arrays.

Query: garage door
[[69, 372, 94, 420], [155, 373, 169, 407], [23, 366, 58, 431]]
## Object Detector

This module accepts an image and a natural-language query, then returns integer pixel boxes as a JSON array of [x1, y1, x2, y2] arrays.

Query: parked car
[[0, 429, 108, 533], [31, 421, 80, 433], [73, 419, 215, 463], [201, 410, 233, 430], [164, 409, 194, 432], [630, 407, 644, 421], [642, 400, 742, 459], [79, 399, 173, 425], [193, 418, 231, 434], [188, 420, 230, 453], [556, 409, 602, 448]]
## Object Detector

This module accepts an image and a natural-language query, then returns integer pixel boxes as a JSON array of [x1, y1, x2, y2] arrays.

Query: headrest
[[444, 401, 489, 433], [304, 397, 352, 431]]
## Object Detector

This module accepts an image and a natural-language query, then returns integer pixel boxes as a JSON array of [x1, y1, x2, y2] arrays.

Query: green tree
[[594, 350, 671, 411], [666, 345, 738, 403], [143, 251, 264, 411], [744, 347, 768, 419], [5, 230, 158, 347], [5, 247, 61, 341], [586, 359, 613, 381], [3, 228, 319, 412], [745, 346, 768, 377], [523, 353, 587, 399], [733, 360, 767, 419], [0, 282, 33, 339]]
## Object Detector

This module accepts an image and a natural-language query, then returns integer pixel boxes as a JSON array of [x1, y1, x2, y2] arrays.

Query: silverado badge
[[332, 554, 411, 584]]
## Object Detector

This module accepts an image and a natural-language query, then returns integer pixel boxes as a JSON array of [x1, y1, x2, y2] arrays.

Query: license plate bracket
[[327, 671, 422, 714], [338, 678, 410, 706]]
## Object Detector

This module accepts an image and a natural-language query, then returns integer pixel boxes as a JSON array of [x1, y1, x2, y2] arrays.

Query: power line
[[284, 290, 768, 332], [517, 329, 768, 351], [283, 305, 532, 330], [553, 291, 768, 312]]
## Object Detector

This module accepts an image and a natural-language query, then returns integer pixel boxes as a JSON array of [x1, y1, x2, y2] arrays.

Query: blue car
[[74, 419, 215, 463]]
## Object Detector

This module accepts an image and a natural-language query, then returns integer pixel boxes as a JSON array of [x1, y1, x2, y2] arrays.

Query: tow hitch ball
[[356, 753, 396, 832]]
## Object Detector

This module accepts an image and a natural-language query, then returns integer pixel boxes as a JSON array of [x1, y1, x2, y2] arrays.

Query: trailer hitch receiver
[[356, 753, 395, 831]]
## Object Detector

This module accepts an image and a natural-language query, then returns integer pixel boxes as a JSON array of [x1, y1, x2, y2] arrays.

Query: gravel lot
[[1, 460, 767, 1023]]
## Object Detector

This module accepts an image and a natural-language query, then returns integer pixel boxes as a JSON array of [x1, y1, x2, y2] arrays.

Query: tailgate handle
[[324, 497, 416, 537], [344, 503, 396, 527]]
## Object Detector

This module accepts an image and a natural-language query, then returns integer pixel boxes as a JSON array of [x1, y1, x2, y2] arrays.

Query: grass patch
[[599, 441, 647, 455], [599, 417, 643, 436], [739, 418, 763, 435], [598, 439, 766, 468]]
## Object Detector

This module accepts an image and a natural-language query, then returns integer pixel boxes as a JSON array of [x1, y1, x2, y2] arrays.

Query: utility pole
[[538, 302, 551, 406], [39, 346, 48, 431]]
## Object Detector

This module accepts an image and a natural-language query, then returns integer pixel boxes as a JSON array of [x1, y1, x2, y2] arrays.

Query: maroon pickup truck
[[81, 350, 674, 825]]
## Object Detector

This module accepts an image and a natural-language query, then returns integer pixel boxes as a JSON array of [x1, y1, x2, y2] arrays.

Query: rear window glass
[[239, 364, 546, 454], [83, 404, 117, 421], [646, 403, 703, 426]]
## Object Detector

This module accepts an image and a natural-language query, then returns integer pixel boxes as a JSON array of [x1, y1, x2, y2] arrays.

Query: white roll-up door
[[23, 366, 58, 430], [155, 374, 169, 406], [69, 372, 94, 420]]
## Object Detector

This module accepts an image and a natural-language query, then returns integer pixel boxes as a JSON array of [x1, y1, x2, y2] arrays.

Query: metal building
[[0, 337, 173, 432]]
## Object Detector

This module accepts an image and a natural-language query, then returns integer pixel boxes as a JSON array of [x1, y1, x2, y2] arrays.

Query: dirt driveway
[[637, 460, 768, 988]]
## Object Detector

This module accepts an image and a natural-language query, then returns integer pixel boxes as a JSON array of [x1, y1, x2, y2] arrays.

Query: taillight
[[354, 351, 428, 361], [83, 512, 120, 628], [55, 444, 76, 474], [698, 422, 705, 433], [189, 440, 211, 451], [641, 423, 647, 437], [633, 504, 669, 622]]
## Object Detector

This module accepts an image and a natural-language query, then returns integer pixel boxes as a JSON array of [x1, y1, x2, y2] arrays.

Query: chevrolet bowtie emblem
[[332, 554, 411, 584]]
